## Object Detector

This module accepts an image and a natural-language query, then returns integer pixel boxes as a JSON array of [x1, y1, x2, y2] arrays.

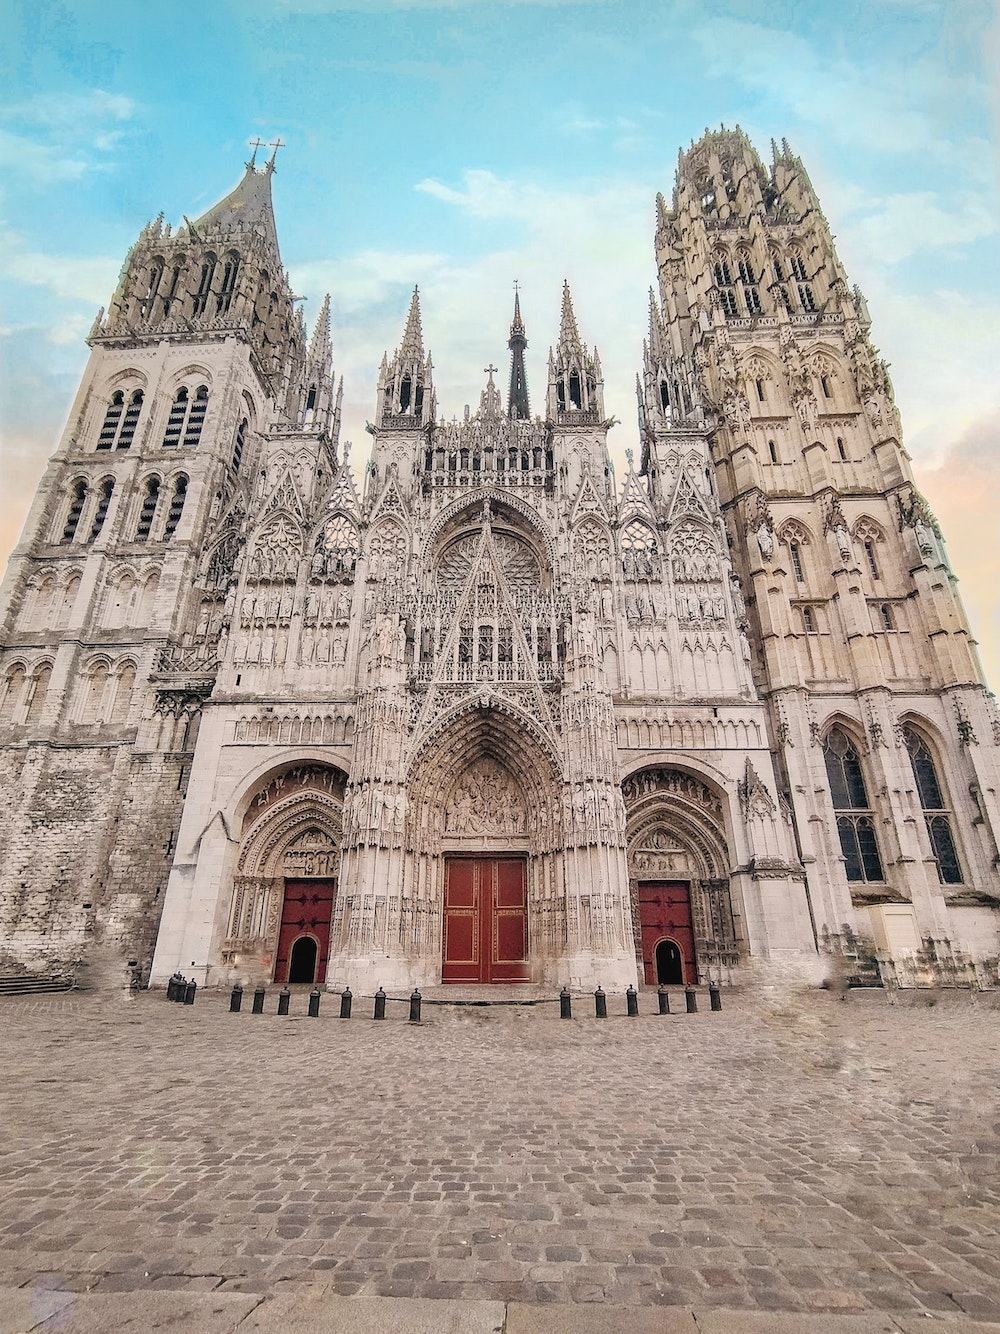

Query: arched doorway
[[288, 935, 319, 983], [655, 938, 684, 985], [623, 767, 735, 987], [226, 762, 347, 984]]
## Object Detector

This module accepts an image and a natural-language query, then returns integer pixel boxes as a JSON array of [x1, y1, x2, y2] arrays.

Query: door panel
[[638, 881, 696, 986], [274, 879, 337, 984], [443, 857, 528, 982]]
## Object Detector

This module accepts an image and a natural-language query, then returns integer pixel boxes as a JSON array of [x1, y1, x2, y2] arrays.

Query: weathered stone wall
[[0, 740, 188, 981]]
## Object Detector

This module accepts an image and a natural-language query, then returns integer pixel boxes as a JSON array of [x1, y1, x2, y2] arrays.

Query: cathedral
[[2, 128, 999, 994]]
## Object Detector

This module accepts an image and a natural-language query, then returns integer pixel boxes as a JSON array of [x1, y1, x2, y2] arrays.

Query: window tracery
[[823, 727, 884, 882], [903, 726, 962, 884]]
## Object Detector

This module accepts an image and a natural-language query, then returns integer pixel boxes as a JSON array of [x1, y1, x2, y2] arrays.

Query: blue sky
[[2, 0, 999, 679]]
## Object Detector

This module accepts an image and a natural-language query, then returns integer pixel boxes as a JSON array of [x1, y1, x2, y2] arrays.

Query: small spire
[[559, 280, 581, 350], [399, 286, 424, 360], [247, 136, 265, 169], [308, 293, 332, 367], [266, 136, 285, 173], [507, 285, 530, 420]]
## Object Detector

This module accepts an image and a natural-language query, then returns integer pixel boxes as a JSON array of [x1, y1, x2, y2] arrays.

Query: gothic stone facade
[[2, 131, 999, 992]]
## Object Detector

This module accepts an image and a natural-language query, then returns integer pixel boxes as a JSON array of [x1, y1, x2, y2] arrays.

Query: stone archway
[[222, 762, 347, 980], [622, 767, 739, 984], [405, 700, 564, 984]]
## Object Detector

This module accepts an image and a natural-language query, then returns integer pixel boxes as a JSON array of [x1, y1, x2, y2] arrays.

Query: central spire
[[507, 287, 530, 420]]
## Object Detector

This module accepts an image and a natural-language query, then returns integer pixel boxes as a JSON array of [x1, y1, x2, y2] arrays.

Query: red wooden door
[[274, 879, 337, 984], [442, 858, 529, 983], [638, 881, 696, 986]]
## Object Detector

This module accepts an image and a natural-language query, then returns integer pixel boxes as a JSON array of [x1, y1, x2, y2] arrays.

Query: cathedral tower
[[649, 127, 1000, 973]]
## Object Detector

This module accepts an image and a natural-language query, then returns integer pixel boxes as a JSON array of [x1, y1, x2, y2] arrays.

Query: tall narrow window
[[904, 727, 962, 884], [790, 542, 804, 582], [183, 386, 208, 447], [802, 605, 815, 633], [739, 255, 761, 313], [163, 476, 188, 539], [865, 540, 880, 580], [135, 478, 160, 541], [837, 436, 847, 460], [142, 261, 163, 320], [117, 389, 143, 450], [97, 393, 124, 450], [25, 664, 52, 727], [62, 480, 88, 543], [821, 374, 833, 398], [88, 479, 115, 542], [191, 256, 216, 316], [768, 439, 778, 463], [163, 388, 188, 447], [823, 728, 884, 882], [880, 603, 894, 631], [233, 418, 248, 472], [756, 378, 766, 402], [216, 253, 239, 315], [163, 264, 182, 316]]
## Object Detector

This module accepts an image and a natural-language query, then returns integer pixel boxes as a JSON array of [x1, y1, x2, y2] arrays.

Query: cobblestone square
[[1, 985, 999, 1330]]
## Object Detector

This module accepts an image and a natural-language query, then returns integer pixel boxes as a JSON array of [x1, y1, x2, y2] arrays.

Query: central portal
[[442, 857, 529, 983]]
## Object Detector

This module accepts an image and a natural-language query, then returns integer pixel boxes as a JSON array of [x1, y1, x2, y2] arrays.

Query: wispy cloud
[[0, 89, 137, 186]]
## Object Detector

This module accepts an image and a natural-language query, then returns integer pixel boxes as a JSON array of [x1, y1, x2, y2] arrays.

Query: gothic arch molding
[[422, 488, 556, 570]]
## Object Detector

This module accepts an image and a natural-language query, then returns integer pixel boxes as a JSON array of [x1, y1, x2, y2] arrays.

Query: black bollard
[[373, 987, 386, 1020], [340, 987, 353, 1019], [710, 983, 722, 1012], [308, 987, 321, 1018], [184, 978, 196, 1006], [594, 985, 607, 1019], [657, 986, 670, 1015], [685, 985, 698, 1013], [277, 986, 290, 1016], [409, 988, 422, 1023], [229, 983, 243, 1013], [560, 986, 572, 1020], [252, 985, 266, 1014], [626, 984, 639, 1017], [166, 975, 176, 1001]]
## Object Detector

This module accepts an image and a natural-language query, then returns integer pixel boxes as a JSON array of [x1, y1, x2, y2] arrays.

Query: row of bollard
[[166, 973, 197, 1005], [559, 982, 722, 1019], [229, 983, 424, 1022]]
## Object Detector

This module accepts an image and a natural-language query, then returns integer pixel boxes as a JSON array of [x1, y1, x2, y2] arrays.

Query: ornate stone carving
[[738, 758, 775, 821], [445, 758, 526, 835]]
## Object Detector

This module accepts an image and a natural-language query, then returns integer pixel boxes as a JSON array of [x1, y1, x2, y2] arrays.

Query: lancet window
[[135, 478, 161, 541], [233, 418, 248, 472], [61, 480, 88, 543], [97, 388, 142, 451], [191, 254, 217, 316], [217, 252, 240, 315], [823, 727, 884, 883], [903, 727, 962, 884], [88, 479, 115, 543], [163, 385, 209, 448], [163, 476, 188, 539]]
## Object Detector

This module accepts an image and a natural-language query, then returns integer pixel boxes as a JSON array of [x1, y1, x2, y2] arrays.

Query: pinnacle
[[559, 281, 582, 350], [399, 286, 424, 360], [308, 294, 332, 366]]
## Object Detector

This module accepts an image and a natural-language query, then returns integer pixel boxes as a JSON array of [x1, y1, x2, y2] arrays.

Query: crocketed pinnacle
[[507, 290, 530, 420]]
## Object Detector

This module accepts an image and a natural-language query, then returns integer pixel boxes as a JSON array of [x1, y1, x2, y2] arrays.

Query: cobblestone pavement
[[1, 984, 999, 1328]]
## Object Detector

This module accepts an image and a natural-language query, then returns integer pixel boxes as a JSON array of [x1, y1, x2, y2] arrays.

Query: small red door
[[638, 881, 696, 986], [274, 879, 337, 984], [443, 858, 529, 983]]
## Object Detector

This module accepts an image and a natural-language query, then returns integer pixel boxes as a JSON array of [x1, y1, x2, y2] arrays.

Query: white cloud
[[1, 230, 119, 306], [0, 89, 138, 186]]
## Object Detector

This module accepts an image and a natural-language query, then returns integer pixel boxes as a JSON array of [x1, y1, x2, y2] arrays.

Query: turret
[[546, 282, 604, 420], [376, 287, 435, 426], [296, 294, 339, 437]]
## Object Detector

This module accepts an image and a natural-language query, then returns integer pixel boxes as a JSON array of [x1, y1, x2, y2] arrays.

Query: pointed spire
[[507, 286, 530, 420], [308, 294, 332, 368], [559, 280, 582, 351], [399, 286, 424, 360]]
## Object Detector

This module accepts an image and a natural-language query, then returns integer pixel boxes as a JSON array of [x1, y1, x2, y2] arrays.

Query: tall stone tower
[[648, 127, 1000, 971], [0, 146, 331, 977]]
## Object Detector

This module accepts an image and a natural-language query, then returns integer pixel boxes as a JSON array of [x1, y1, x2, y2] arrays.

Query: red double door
[[274, 879, 337, 984], [443, 857, 529, 983], [638, 881, 697, 986]]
